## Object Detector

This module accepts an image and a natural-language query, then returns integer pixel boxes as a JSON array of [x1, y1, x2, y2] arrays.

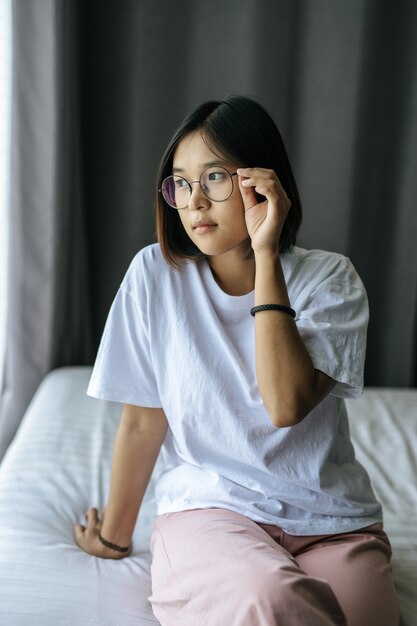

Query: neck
[[207, 248, 255, 296]]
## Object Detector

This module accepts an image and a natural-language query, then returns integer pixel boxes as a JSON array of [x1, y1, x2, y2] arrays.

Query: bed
[[0, 366, 416, 625]]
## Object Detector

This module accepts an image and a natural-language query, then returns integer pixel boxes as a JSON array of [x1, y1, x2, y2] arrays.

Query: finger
[[238, 168, 288, 198], [237, 168, 279, 186], [74, 523, 86, 542], [246, 179, 290, 211], [238, 175, 258, 211], [240, 177, 281, 202], [84, 507, 99, 527], [240, 175, 277, 192], [75, 523, 86, 532], [240, 176, 274, 189], [237, 167, 274, 178], [242, 179, 280, 207]]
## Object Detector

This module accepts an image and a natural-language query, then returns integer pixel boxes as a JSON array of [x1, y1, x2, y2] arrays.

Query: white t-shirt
[[87, 243, 383, 535]]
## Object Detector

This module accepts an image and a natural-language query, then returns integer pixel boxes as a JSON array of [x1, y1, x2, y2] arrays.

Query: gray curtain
[[1, 0, 416, 458], [0, 0, 93, 458]]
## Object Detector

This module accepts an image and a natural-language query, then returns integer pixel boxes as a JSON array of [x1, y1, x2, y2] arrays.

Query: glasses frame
[[159, 166, 238, 210]]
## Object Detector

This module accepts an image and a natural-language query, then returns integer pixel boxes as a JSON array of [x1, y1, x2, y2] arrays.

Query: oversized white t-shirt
[[87, 243, 383, 535]]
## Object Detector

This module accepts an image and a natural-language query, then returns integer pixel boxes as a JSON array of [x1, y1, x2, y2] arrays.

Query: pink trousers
[[148, 507, 400, 626]]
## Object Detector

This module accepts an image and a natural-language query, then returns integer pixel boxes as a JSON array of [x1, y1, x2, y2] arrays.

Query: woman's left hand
[[237, 167, 291, 255]]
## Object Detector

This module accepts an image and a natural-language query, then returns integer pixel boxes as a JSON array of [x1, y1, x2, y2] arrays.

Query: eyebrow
[[172, 160, 230, 174]]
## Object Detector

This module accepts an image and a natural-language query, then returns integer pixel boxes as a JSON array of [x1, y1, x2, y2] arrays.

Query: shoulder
[[121, 243, 199, 301], [127, 243, 166, 273], [125, 243, 169, 278], [120, 243, 169, 298], [283, 245, 365, 293]]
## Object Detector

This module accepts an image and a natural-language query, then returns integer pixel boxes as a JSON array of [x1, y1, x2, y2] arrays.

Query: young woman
[[75, 96, 399, 626]]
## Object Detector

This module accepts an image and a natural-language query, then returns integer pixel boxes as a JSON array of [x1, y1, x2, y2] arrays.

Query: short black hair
[[156, 95, 302, 267]]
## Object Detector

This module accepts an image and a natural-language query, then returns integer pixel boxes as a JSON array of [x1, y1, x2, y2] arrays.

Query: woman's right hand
[[74, 507, 132, 560]]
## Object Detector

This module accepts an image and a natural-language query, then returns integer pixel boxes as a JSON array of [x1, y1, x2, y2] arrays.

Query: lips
[[192, 221, 217, 229], [192, 222, 218, 235]]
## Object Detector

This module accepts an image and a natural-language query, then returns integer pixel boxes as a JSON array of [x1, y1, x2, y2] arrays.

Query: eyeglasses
[[160, 166, 238, 210]]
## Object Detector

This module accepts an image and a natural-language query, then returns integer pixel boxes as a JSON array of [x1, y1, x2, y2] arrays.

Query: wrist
[[95, 537, 131, 560], [254, 249, 291, 308], [98, 531, 130, 554], [100, 519, 133, 550], [253, 247, 280, 261]]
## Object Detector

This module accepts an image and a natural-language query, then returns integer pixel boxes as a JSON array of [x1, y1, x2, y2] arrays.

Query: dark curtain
[[1, 0, 416, 458]]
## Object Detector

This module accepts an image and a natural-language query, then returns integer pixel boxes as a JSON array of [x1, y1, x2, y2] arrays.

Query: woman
[[75, 95, 399, 626]]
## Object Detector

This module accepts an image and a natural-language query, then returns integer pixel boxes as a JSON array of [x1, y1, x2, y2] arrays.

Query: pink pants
[[148, 507, 399, 626]]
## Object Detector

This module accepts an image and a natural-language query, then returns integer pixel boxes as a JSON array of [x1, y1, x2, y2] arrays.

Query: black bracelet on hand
[[98, 532, 130, 553], [250, 304, 296, 318]]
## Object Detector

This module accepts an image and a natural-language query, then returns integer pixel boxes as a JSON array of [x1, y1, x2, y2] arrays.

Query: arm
[[254, 250, 336, 427], [74, 403, 168, 558], [238, 167, 336, 428]]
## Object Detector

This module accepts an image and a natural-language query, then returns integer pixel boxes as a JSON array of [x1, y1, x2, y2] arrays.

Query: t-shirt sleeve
[[295, 257, 369, 399], [86, 281, 162, 408]]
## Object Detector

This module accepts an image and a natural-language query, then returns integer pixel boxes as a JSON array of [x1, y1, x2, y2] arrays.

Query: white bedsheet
[[0, 367, 416, 625], [346, 387, 417, 625], [0, 367, 162, 625]]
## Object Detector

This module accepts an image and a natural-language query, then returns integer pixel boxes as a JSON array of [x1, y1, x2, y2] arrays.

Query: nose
[[187, 180, 210, 211]]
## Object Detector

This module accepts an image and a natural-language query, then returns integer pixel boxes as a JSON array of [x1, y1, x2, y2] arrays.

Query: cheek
[[230, 199, 247, 229], [177, 212, 190, 233]]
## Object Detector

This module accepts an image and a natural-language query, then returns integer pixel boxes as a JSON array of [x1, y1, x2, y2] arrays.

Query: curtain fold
[[346, 0, 417, 386], [1, 0, 416, 459], [0, 0, 93, 458]]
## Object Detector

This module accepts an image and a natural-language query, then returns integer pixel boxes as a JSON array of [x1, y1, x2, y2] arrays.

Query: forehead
[[172, 131, 228, 171]]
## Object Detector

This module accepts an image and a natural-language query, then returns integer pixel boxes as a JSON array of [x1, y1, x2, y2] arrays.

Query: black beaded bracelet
[[250, 304, 296, 318], [98, 532, 130, 553]]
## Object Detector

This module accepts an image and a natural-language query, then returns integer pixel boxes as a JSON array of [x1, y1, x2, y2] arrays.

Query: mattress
[[0, 366, 416, 625]]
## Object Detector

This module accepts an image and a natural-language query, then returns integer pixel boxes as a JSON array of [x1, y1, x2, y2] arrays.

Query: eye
[[174, 177, 188, 189], [207, 170, 227, 182]]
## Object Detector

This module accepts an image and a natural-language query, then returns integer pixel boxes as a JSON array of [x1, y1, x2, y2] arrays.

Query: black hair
[[156, 95, 302, 267]]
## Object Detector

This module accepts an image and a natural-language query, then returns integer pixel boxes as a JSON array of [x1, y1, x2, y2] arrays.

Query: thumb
[[238, 175, 258, 212]]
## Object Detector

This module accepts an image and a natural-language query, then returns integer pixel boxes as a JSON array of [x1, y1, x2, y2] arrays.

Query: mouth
[[193, 223, 218, 234]]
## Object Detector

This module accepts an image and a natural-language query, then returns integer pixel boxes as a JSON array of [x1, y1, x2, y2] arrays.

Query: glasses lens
[[161, 176, 190, 209], [201, 167, 233, 202]]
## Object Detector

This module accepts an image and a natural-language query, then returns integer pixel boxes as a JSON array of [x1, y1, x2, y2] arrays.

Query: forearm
[[254, 250, 316, 427], [100, 420, 164, 546]]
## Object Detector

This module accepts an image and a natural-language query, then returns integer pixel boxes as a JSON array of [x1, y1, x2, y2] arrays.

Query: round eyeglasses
[[160, 166, 238, 209]]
